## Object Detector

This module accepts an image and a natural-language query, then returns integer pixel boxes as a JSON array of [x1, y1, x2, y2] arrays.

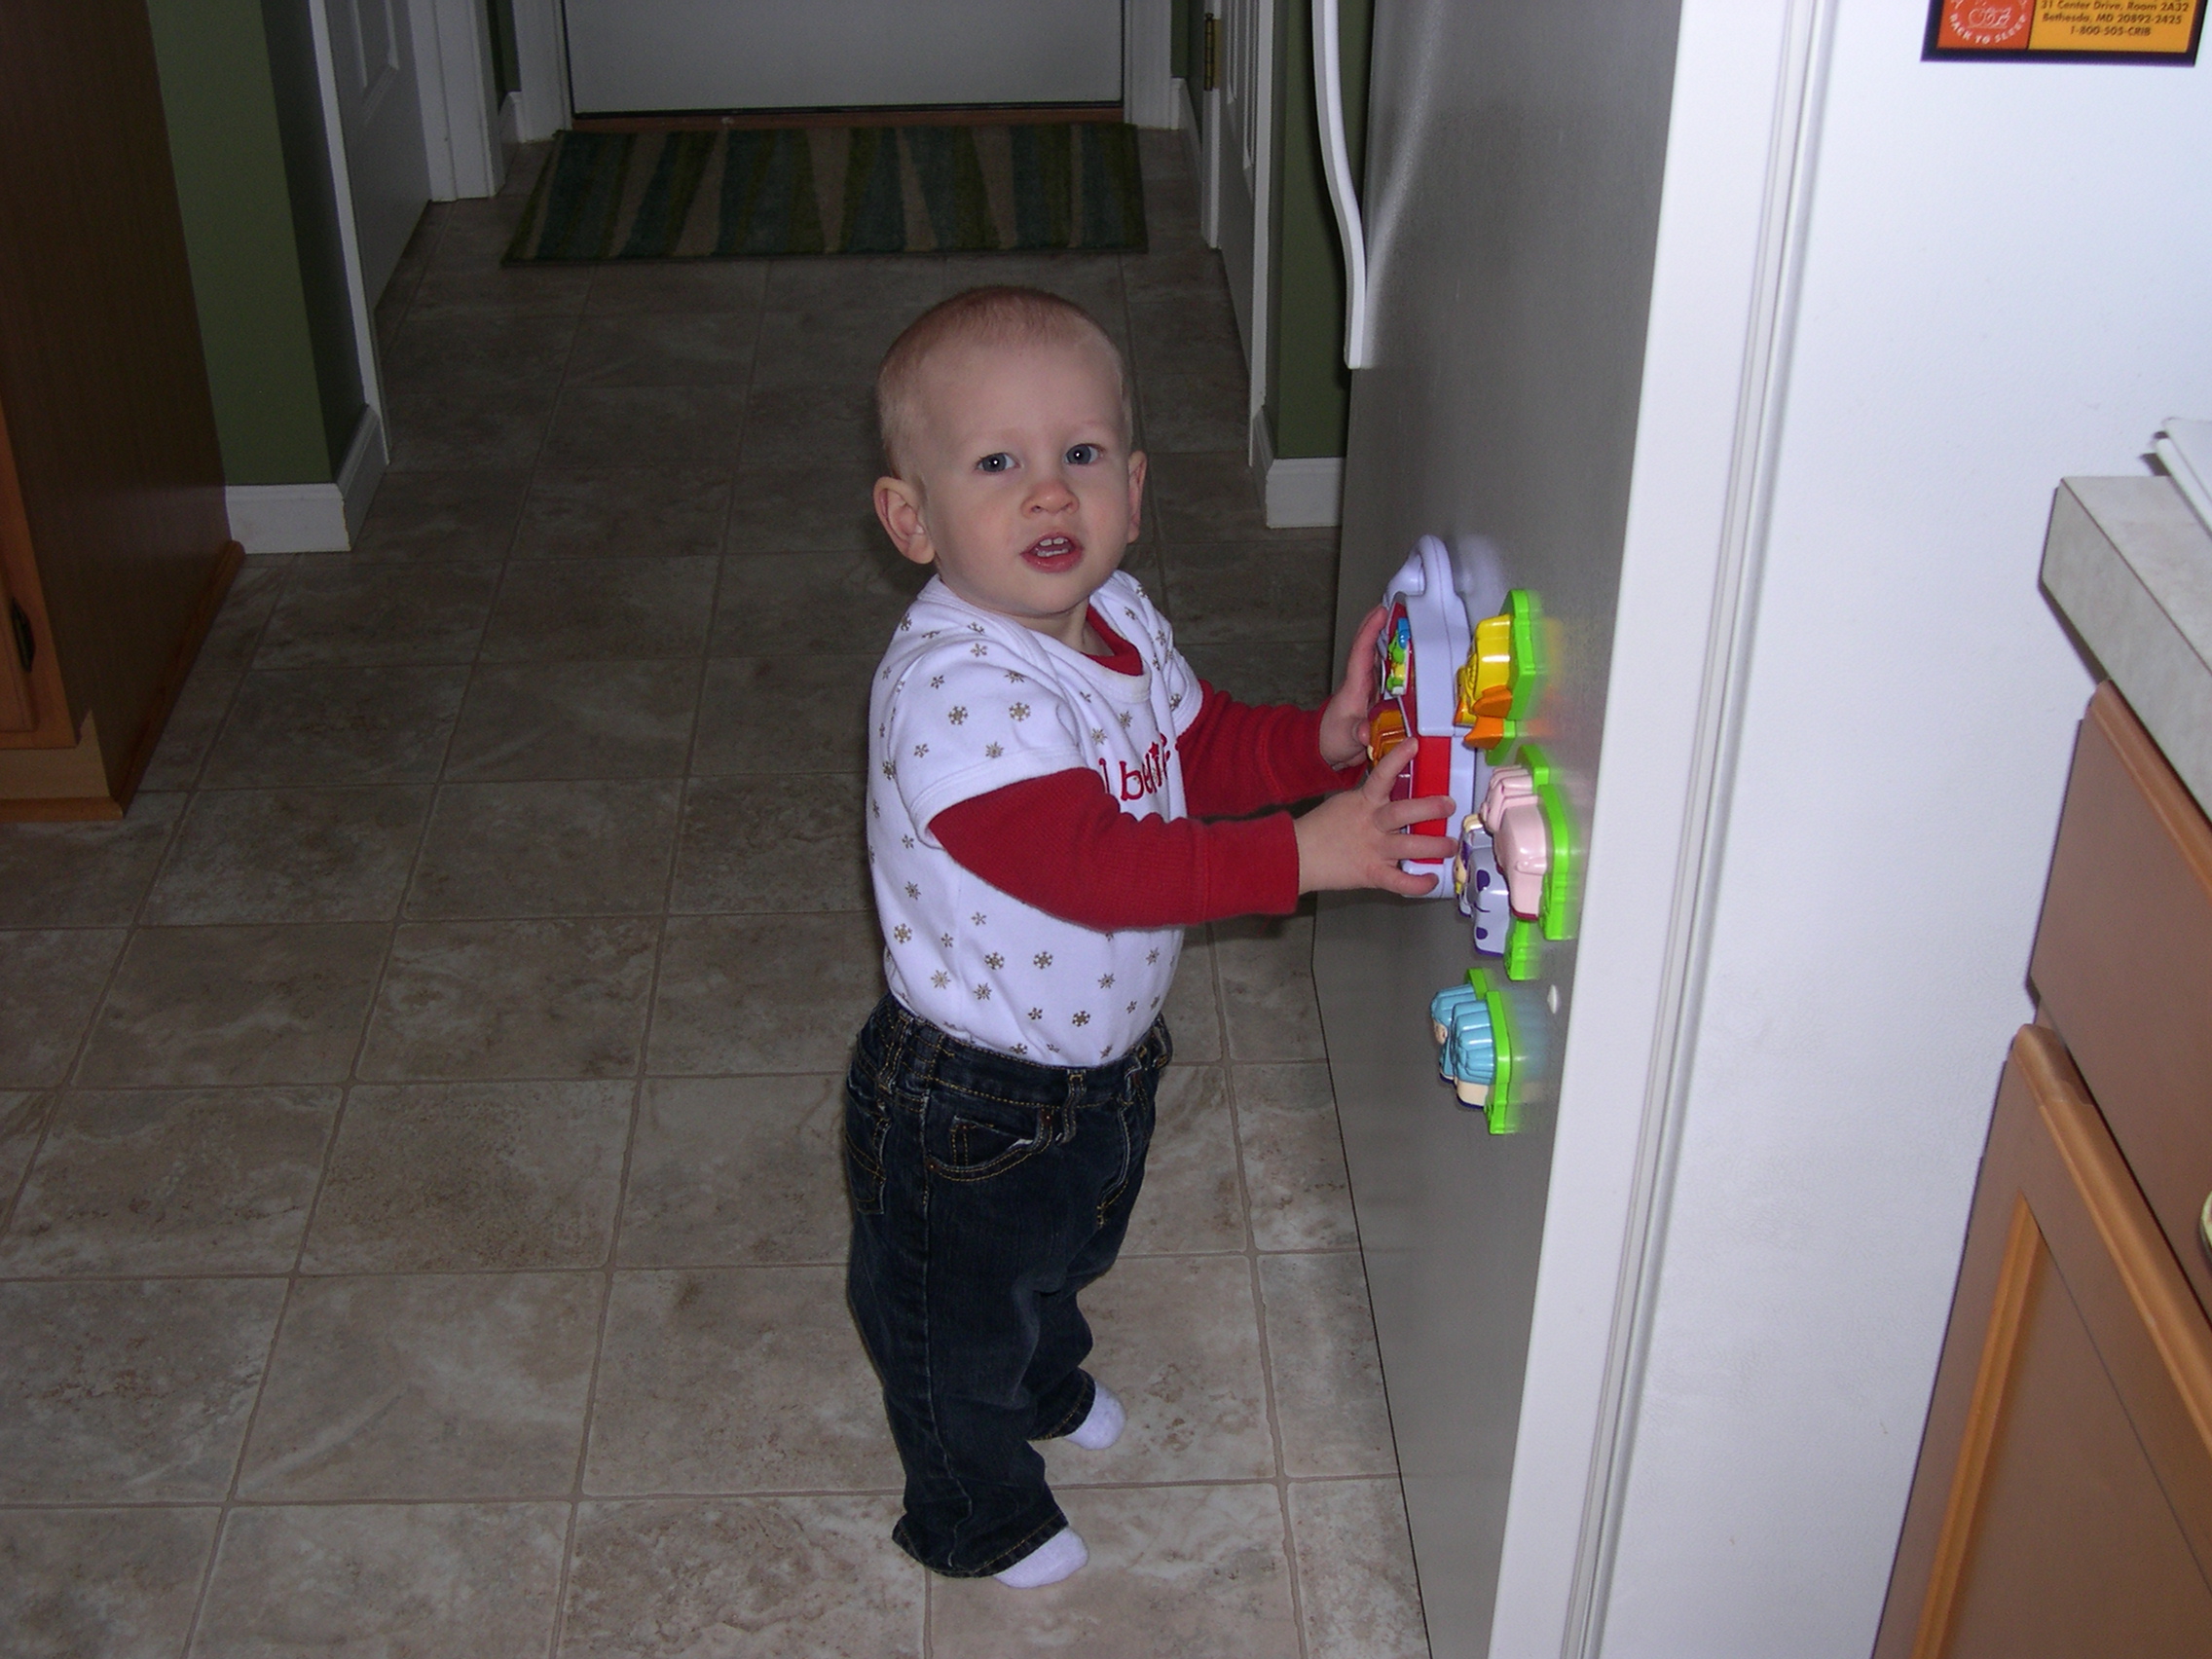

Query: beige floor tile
[[1213, 914, 1327, 1063], [1138, 369, 1250, 454], [0, 793, 184, 926], [76, 923, 387, 1088], [387, 387, 557, 471], [585, 259, 768, 315], [585, 1266, 901, 1494], [383, 311, 579, 394], [195, 1502, 568, 1658], [0, 1506, 220, 1659], [928, 1483, 1299, 1659], [761, 257, 945, 315], [1258, 1252, 1395, 1478], [407, 260, 592, 318], [0, 1090, 50, 1202], [0, 1277, 283, 1500], [1124, 1065, 1243, 1257], [481, 555, 719, 661], [1145, 451, 1322, 544], [136, 655, 242, 792], [1162, 930, 1224, 1062], [406, 779, 682, 918], [359, 918, 657, 1081], [514, 467, 733, 560], [1287, 1478, 1430, 1659], [350, 468, 530, 562], [304, 1080, 631, 1272], [618, 1075, 848, 1268], [1039, 1254, 1273, 1487], [561, 1494, 924, 1659], [722, 460, 892, 553], [670, 775, 869, 913], [1128, 298, 1246, 382], [143, 787, 431, 924], [1235, 1062, 1360, 1252], [937, 252, 1126, 320], [753, 309, 915, 390], [692, 654, 876, 776], [736, 381, 879, 472], [2, 1088, 338, 1275], [239, 1272, 600, 1499], [709, 552, 923, 654], [540, 385, 749, 470], [444, 658, 702, 781], [1182, 638, 1336, 709], [566, 311, 762, 387], [202, 664, 470, 787], [195, 561, 291, 678], [1164, 541, 1341, 645], [1122, 245, 1233, 304], [254, 558, 499, 668], [0, 930, 125, 1088], [647, 913, 884, 1075]]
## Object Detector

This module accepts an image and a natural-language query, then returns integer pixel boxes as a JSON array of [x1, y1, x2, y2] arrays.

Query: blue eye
[[977, 453, 1013, 473], [1066, 444, 1100, 465]]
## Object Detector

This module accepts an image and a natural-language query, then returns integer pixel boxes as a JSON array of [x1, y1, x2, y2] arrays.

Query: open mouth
[[1020, 534, 1084, 572]]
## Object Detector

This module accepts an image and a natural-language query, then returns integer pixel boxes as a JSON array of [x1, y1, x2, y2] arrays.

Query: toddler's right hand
[[1294, 742, 1456, 897]]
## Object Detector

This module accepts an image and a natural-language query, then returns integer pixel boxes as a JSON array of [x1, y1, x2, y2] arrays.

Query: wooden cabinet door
[[1874, 1025, 2212, 1659]]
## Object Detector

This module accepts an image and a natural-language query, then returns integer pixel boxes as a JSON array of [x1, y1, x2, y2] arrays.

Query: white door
[[1198, 1, 1272, 457], [323, 0, 432, 304], [564, 1, 1124, 116]]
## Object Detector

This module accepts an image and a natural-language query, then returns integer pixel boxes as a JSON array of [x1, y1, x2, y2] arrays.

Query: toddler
[[847, 285, 1452, 1588]]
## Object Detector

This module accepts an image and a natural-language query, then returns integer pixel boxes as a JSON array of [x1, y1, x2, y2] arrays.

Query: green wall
[[1266, 0, 1370, 461], [145, 0, 362, 485]]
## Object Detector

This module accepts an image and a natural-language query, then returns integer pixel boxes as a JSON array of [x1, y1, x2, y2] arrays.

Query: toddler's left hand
[[1317, 604, 1386, 770]]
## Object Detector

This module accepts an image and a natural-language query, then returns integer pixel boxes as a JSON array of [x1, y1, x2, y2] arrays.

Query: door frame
[[409, 0, 507, 196], [1188, 3, 1272, 468]]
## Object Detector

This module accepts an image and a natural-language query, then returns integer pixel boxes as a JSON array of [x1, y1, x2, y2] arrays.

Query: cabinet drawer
[[2030, 682, 2212, 1318]]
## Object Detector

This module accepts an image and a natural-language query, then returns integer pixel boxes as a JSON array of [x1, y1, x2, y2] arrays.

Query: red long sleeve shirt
[[929, 608, 1363, 930]]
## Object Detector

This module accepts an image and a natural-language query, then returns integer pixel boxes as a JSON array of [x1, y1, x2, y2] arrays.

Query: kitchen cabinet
[[0, 1, 238, 820], [1875, 684, 2212, 1658]]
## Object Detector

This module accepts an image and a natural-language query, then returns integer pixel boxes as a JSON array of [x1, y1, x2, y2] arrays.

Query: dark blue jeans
[[843, 995, 1168, 1577]]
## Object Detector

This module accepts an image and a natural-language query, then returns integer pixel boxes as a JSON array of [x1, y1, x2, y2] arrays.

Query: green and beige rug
[[505, 124, 1146, 262]]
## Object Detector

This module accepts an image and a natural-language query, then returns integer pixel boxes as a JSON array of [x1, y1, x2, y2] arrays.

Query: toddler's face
[[874, 335, 1145, 645]]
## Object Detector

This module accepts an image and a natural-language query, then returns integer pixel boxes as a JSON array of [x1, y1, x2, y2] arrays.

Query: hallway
[[0, 133, 1426, 1657]]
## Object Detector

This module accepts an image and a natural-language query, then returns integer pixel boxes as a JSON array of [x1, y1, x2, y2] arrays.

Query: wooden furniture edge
[[110, 536, 240, 810], [0, 388, 77, 747], [0, 793, 124, 823], [2088, 682, 2212, 894]]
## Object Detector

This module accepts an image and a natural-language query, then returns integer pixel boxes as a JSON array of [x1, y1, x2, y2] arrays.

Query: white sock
[[993, 1527, 1088, 1588], [1067, 1382, 1124, 1451]]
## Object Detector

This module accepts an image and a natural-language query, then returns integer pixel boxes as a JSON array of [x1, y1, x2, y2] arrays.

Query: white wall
[[1594, 4, 2212, 1654]]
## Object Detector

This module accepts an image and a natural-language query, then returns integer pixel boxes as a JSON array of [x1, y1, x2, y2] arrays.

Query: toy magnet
[[1367, 536, 1480, 892], [1427, 968, 1520, 1133], [1456, 589, 1545, 752]]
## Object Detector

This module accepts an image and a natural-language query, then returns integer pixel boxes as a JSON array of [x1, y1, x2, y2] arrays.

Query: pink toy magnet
[[1479, 765, 1549, 920]]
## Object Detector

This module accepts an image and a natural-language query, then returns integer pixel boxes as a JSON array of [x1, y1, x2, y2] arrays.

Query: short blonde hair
[[875, 285, 1131, 477]]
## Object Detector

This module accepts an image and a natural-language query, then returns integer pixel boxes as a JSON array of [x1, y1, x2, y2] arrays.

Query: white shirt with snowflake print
[[867, 571, 1200, 1064]]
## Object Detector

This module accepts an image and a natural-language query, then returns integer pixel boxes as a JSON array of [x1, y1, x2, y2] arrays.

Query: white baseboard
[[225, 407, 387, 553], [1251, 409, 1345, 529], [499, 90, 522, 148]]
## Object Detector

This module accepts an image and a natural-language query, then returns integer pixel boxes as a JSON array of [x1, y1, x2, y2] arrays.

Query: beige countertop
[[2043, 476, 2212, 818]]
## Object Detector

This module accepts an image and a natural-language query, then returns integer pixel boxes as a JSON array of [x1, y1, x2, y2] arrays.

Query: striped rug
[[505, 125, 1147, 262]]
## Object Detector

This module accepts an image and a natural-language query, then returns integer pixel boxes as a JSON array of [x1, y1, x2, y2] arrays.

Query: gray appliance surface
[[563, 0, 1124, 115], [1314, 3, 1684, 1652]]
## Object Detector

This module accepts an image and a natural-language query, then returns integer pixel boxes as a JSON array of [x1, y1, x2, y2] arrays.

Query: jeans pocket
[[843, 1077, 891, 1217], [925, 1091, 1052, 1182]]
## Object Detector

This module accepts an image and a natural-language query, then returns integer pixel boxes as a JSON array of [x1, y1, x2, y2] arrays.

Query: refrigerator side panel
[[1314, 2, 1684, 1653], [1598, 6, 2212, 1655]]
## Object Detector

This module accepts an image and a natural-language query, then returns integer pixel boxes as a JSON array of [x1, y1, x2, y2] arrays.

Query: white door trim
[[1124, 0, 1178, 128], [513, 0, 573, 139], [411, 0, 506, 199], [305, 0, 387, 434], [1251, 406, 1343, 527]]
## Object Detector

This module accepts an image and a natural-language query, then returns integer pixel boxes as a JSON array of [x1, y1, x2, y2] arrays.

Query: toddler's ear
[[875, 476, 934, 566], [1124, 450, 1147, 542]]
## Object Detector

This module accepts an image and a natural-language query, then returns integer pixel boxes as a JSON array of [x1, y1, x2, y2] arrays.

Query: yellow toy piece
[[1455, 590, 1545, 752]]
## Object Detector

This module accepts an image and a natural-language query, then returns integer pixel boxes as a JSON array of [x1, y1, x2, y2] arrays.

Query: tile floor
[[0, 131, 1429, 1658]]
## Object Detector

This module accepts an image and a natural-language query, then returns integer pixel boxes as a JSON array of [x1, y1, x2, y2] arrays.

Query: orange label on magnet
[[1928, 0, 2203, 54], [1937, 0, 2034, 46]]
